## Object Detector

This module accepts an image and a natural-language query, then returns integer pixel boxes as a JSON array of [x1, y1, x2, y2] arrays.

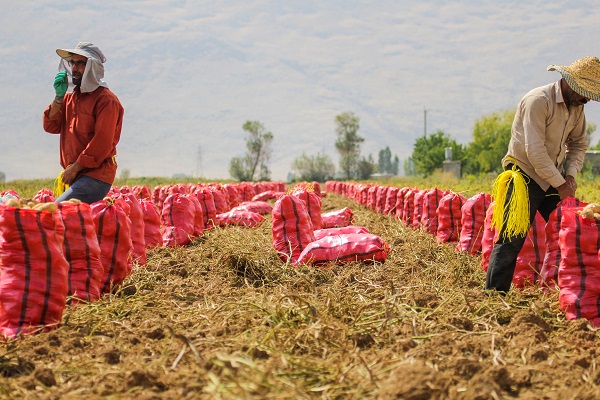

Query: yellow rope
[[53, 170, 69, 197], [491, 162, 530, 240]]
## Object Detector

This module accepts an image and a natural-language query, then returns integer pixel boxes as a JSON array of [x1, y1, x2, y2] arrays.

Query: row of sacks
[[0, 181, 285, 339], [0, 196, 139, 338], [271, 185, 390, 266], [324, 181, 492, 251], [326, 181, 600, 327]]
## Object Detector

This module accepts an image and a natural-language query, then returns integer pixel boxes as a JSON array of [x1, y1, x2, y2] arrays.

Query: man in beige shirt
[[486, 56, 600, 293]]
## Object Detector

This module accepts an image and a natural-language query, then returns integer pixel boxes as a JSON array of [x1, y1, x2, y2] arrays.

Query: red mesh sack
[[513, 211, 546, 289], [208, 186, 229, 213], [295, 233, 391, 266], [457, 193, 492, 254], [91, 198, 133, 294], [0, 190, 19, 200], [421, 188, 445, 235], [0, 205, 69, 338], [411, 189, 427, 230], [321, 207, 354, 228], [140, 199, 162, 249], [57, 201, 103, 304], [480, 203, 496, 271], [252, 190, 284, 202], [119, 193, 147, 265], [540, 197, 587, 290], [311, 181, 322, 196], [402, 188, 417, 226], [383, 187, 399, 216], [33, 188, 55, 203], [375, 186, 389, 214], [133, 185, 152, 200], [187, 194, 205, 238], [216, 210, 265, 227], [313, 226, 369, 240], [161, 193, 196, 247], [558, 207, 600, 326], [152, 185, 162, 207], [272, 194, 315, 263], [239, 182, 256, 202], [366, 186, 378, 211], [223, 184, 242, 209], [154, 185, 171, 210], [233, 201, 273, 215], [394, 187, 410, 221], [193, 187, 217, 229], [291, 189, 323, 231], [436, 192, 466, 243]]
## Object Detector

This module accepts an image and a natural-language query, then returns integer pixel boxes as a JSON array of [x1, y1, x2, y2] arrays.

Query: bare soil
[[0, 193, 598, 399]]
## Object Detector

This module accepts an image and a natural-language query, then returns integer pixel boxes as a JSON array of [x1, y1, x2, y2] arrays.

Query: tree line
[[228, 110, 598, 182], [228, 112, 398, 182], [408, 110, 597, 177]]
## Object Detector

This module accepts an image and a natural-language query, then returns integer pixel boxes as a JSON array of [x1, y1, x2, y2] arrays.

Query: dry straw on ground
[[1, 193, 599, 399]]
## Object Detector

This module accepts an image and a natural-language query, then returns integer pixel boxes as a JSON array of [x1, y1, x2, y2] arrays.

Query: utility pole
[[423, 107, 427, 137]]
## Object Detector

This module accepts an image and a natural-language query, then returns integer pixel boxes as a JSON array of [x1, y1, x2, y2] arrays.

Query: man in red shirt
[[43, 42, 124, 204]]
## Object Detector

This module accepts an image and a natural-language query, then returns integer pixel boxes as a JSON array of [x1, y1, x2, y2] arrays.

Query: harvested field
[[1, 191, 599, 399]]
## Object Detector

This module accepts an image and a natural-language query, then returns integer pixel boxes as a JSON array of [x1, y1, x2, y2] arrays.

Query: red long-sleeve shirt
[[43, 86, 124, 184]]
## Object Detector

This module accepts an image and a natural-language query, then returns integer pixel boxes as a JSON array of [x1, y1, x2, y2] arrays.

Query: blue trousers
[[55, 175, 112, 204], [484, 169, 561, 293]]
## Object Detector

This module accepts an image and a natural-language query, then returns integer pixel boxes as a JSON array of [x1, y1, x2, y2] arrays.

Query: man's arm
[[42, 100, 64, 133], [564, 113, 588, 178], [521, 95, 567, 188]]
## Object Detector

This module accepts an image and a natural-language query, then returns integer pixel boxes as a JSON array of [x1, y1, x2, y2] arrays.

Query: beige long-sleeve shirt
[[502, 80, 588, 191]]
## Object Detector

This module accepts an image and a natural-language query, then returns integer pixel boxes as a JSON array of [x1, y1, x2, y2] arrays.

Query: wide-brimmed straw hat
[[56, 42, 106, 64], [548, 56, 600, 102]]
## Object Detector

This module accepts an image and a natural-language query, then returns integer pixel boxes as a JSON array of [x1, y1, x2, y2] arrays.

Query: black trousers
[[484, 169, 561, 293]]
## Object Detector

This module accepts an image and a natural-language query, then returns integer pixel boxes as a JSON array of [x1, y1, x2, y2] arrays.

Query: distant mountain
[[1, 1, 599, 182]]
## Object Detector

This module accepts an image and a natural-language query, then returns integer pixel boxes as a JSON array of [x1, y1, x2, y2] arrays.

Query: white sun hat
[[55, 42, 108, 93]]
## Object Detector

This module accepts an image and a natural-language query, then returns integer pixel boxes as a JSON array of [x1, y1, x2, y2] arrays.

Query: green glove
[[53, 71, 68, 99]]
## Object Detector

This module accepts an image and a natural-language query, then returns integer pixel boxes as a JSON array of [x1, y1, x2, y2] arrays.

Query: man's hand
[[557, 175, 577, 199], [53, 71, 68, 99], [565, 175, 577, 191], [62, 163, 84, 185]]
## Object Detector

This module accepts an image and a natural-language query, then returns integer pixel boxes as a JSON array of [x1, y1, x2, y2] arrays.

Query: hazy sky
[[1, 1, 599, 182]]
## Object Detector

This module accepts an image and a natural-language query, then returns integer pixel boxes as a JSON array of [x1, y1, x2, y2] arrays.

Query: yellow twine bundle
[[491, 163, 530, 240], [53, 170, 69, 197]]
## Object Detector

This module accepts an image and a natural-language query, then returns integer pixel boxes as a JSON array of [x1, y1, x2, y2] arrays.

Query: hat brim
[[548, 65, 600, 102], [56, 48, 90, 61]]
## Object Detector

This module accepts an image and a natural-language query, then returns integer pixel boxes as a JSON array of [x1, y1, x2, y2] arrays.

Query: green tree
[[392, 155, 399, 175], [0, 171, 5, 182], [378, 147, 391, 174], [335, 112, 364, 179], [411, 130, 465, 177], [229, 120, 274, 181], [356, 154, 376, 180], [377, 146, 399, 175], [291, 153, 336, 182], [463, 109, 514, 175], [403, 157, 416, 176]]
